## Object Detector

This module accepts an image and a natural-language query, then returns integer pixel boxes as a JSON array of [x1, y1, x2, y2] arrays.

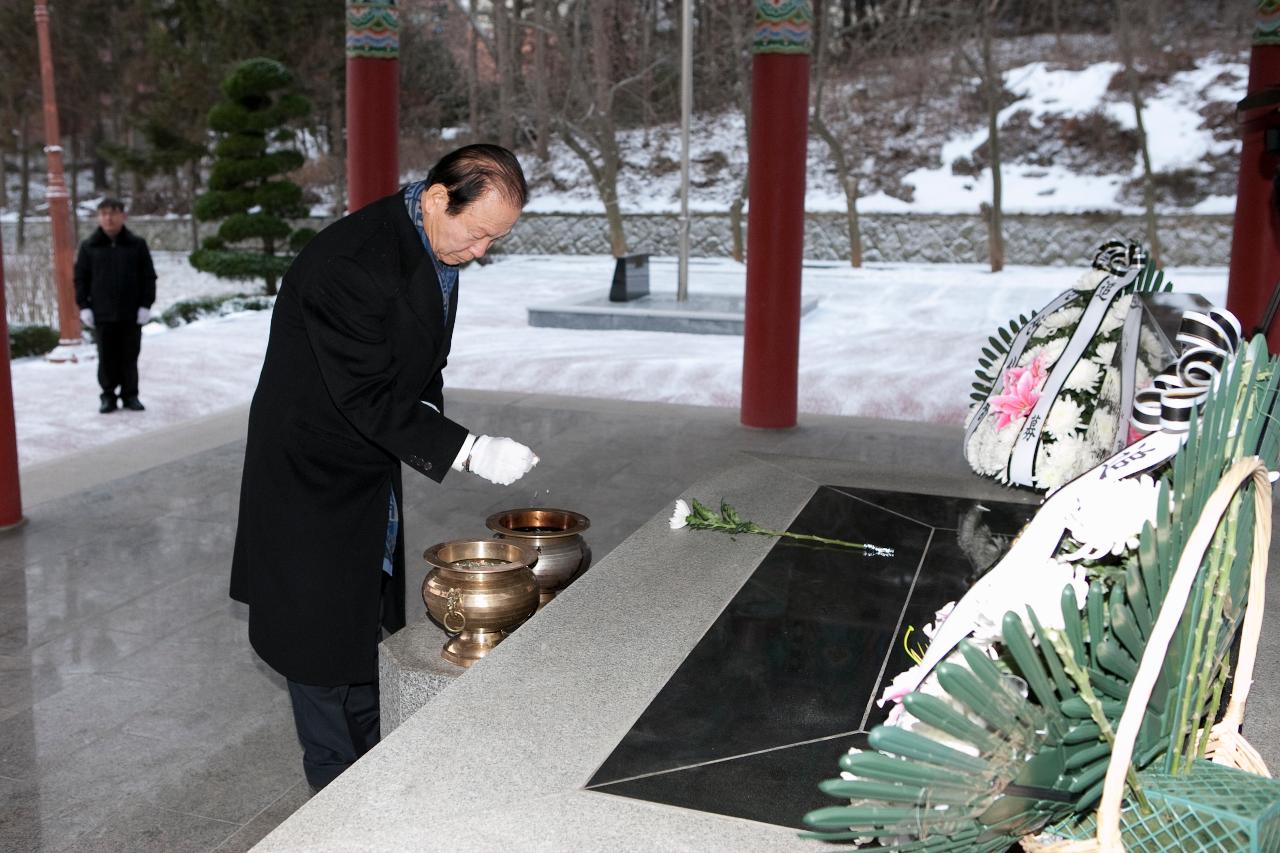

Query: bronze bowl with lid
[[422, 539, 540, 667], [485, 508, 591, 608]]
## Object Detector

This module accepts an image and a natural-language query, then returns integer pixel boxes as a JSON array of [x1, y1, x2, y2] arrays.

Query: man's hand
[[464, 435, 539, 486], [79, 308, 94, 329], [137, 307, 151, 325]]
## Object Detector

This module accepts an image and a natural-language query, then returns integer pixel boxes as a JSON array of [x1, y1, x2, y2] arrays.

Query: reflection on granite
[[586, 485, 1037, 828]]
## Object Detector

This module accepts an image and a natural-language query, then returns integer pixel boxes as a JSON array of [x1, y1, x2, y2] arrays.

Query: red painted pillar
[[1227, 2, 1280, 351], [742, 1, 812, 429], [346, 1, 400, 213], [0, 232, 25, 529]]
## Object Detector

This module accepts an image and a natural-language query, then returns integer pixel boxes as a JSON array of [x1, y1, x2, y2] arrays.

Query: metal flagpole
[[677, 0, 692, 302]]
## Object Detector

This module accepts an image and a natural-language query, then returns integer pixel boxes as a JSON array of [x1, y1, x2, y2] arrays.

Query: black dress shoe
[[99, 395, 117, 414], [121, 397, 146, 412]]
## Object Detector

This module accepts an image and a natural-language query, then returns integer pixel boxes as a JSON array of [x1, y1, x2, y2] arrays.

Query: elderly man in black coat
[[231, 144, 539, 790], [74, 198, 157, 413]]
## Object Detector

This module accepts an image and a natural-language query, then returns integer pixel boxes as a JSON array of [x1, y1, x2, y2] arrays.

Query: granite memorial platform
[[256, 452, 1039, 851], [527, 292, 821, 335]]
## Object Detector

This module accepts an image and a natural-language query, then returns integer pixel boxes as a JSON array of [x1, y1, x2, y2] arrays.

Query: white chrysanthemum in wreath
[[1063, 359, 1102, 393], [1098, 297, 1130, 335], [1045, 397, 1085, 438], [1059, 474, 1160, 561], [1040, 304, 1083, 332], [1091, 340, 1117, 365], [1074, 268, 1109, 291], [1034, 434, 1093, 487], [1021, 336, 1069, 369]]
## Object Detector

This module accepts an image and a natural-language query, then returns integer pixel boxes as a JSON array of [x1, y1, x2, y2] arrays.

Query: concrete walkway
[[3, 389, 1280, 852]]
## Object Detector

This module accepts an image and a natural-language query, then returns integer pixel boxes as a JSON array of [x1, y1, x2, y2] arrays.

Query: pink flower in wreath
[[990, 353, 1046, 430]]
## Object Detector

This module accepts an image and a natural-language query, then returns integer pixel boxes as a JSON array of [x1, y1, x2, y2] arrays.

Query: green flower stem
[[1172, 495, 1237, 773], [684, 498, 894, 557]]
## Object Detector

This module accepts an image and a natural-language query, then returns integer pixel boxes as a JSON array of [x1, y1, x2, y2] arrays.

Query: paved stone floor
[[4, 389, 1280, 852], [0, 390, 961, 852]]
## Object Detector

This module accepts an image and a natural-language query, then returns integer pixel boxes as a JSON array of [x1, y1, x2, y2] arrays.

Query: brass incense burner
[[422, 539, 540, 668], [486, 508, 591, 608]]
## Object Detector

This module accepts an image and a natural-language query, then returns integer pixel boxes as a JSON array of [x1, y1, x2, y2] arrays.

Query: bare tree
[[812, 1, 864, 267], [955, 0, 1005, 272], [1115, 0, 1161, 265]]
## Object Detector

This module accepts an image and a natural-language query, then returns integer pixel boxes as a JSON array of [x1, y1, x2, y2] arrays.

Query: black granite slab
[[586, 485, 1038, 830]]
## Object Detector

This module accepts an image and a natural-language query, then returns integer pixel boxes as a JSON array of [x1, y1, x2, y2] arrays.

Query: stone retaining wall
[[2, 211, 1234, 266]]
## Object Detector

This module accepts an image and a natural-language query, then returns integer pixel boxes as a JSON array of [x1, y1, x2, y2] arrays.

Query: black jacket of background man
[[230, 190, 470, 687], [73, 225, 156, 322]]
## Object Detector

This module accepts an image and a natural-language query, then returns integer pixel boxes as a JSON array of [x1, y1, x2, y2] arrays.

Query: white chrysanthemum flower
[[669, 499, 690, 530], [1059, 475, 1160, 560], [1091, 340, 1118, 365], [1041, 305, 1083, 332], [1098, 366, 1120, 402], [1038, 336, 1069, 367], [1075, 269, 1109, 291], [1035, 434, 1094, 488], [1063, 359, 1101, 393], [1046, 397, 1084, 438], [1098, 297, 1131, 335], [1084, 408, 1121, 454], [967, 415, 1017, 475]]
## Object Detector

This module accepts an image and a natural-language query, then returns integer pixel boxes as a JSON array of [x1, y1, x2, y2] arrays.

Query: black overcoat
[[73, 226, 157, 322], [230, 191, 469, 686]]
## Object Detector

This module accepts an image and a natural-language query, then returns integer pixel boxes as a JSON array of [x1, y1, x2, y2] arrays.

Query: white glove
[[137, 306, 151, 325], [79, 308, 94, 329], [460, 435, 538, 486]]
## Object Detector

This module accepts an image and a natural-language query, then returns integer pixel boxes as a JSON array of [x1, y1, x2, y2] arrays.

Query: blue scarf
[[403, 180, 459, 325]]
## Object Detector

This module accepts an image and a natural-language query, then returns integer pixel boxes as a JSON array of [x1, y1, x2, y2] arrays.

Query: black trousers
[[286, 678, 381, 789], [285, 571, 389, 789], [95, 320, 142, 399]]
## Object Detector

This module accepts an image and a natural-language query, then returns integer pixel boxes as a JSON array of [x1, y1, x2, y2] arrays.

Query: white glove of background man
[[137, 307, 151, 325], [452, 434, 538, 486], [79, 308, 94, 329]]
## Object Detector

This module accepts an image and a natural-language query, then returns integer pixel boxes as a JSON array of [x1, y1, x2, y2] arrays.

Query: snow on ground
[[10, 253, 1228, 469]]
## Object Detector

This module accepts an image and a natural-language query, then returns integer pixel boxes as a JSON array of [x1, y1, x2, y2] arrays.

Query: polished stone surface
[[3, 389, 1006, 852], [586, 485, 1035, 828], [9, 387, 1280, 852]]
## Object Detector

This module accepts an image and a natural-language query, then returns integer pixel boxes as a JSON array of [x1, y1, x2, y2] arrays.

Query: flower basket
[[1022, 458, 1278, 853], [964, 242, 1174, 491]]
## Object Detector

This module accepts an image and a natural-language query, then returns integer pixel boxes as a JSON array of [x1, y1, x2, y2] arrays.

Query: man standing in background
[[74, 198, 157, 413]]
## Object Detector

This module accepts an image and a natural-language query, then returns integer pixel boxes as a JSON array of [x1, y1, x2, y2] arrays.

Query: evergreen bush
[[9, 325, 59, 359], [160, 294, 274, 328], [190, 58, 313, 296]]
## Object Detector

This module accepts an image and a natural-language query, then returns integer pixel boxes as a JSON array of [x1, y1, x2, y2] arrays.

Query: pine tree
[[190, 58, 313, 296]]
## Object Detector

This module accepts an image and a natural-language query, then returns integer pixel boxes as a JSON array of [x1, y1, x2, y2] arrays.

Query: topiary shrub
[[9, 325, 60, 359], [190, 57, 314, 296]]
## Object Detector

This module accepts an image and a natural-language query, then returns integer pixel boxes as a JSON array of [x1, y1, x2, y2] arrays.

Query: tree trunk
[[17, 115, 29, 251], [330, 97, 346, 216], [811, 3, 862, 267], [1118, 0, 1161, 265], [730, 175, 748, 263], [468, 17, 480, 138], [591, 0, 626, 257], [69, 130, 80, 243], [495, 1, 514, 149], [91, 120, 108, 191], [187, 160, 200, 252], [845, 176, 863, 268], [981, 0, 1004, 272], [532, 0, 550, 160]]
